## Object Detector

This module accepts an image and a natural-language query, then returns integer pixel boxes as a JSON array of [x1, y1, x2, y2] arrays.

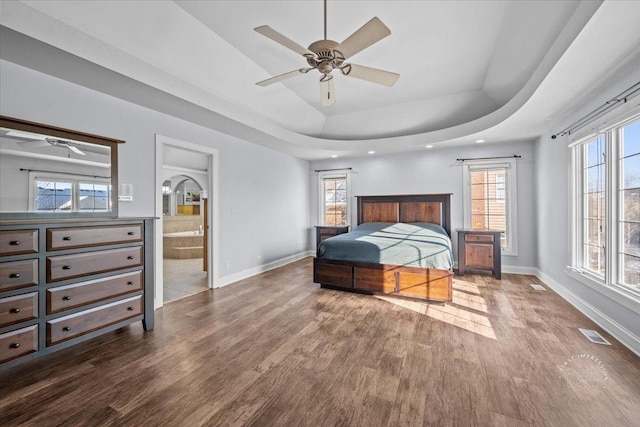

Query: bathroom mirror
[[0, 115, 121, 219]]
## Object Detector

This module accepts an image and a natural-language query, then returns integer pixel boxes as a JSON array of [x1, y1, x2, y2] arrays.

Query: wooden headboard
[[356, 194, 452, 236]]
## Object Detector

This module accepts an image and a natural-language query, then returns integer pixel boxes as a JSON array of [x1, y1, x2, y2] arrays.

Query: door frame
[[154, 134, 220, 309]]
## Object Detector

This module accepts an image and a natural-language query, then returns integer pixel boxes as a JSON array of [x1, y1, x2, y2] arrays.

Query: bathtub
[[163, 230, 204, 259]]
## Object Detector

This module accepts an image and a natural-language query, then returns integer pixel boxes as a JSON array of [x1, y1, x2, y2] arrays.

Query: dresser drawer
[[465, 234, 494, 242], [47, 271, 143, 314], [0, 325, 38, 363], [0, 292, 38, 328], [0, 229, 38, 256], [0, 259, 39, 291], [47, 246, 143, 282], [47, 224, 143, 251], [47, 295, 142, 346]]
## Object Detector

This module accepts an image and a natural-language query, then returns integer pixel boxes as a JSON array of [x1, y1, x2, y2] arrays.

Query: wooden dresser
[[456, 229, 502, 279], [0, 218, 154, 370]]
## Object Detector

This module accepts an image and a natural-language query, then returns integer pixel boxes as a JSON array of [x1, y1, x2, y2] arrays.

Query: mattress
[[317, 222, 453, 270]]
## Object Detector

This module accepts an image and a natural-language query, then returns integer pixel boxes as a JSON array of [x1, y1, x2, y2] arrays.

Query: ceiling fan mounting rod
[[324, 0, 327, 40]]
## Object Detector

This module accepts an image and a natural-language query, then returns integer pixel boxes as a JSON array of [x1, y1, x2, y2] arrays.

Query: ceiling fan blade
[[320, 78, 335, 107], [256, 69, 305, 87], [341, 63, 399, 87], [16, 140, 49, 148], [67, 145, 86, 156], [254, 25, 315, 57], [333, 17, 391, 60]]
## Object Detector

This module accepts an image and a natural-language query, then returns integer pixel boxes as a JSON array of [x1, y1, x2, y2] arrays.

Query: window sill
[[567, 269, 640, 314]]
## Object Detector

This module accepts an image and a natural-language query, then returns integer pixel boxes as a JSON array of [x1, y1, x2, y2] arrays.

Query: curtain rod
[[20, 168, 109, 179], [551, 81, 640, 139], [456, 155, 521, 162], [314, 167, 352, 173]]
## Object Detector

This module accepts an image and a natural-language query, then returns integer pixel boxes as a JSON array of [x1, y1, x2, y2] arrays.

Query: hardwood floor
[[2, 257, 639, 426]]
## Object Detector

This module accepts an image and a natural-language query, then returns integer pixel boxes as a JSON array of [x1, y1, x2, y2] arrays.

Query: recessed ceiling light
[[368, 151, 375, 154], [331, 154, 338, 158], [475, 139, 485, 143], [425, 145, 433, 148]]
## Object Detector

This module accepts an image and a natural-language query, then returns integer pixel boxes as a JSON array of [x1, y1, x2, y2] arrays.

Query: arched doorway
[[162, 174, 208, 302]]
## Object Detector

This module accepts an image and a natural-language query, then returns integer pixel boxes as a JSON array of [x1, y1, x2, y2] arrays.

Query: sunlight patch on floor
[[451, 279, 488, 313], [374, 279, 496, 340]]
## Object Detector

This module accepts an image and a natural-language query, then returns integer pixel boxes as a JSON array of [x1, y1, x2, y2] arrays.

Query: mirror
[[0, 115, 121, 219]]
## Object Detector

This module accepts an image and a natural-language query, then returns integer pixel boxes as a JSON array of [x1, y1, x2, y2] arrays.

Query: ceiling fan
[[7, 130, 87, 156], [254, 0, 399, 106], [45, 138, 86, 156]]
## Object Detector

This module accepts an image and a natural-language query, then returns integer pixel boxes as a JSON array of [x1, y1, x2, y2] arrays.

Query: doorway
[[154, 135, 219, 309]]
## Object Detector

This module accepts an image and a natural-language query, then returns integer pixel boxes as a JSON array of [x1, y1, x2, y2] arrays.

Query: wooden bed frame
[[313, 194, 453, 302]]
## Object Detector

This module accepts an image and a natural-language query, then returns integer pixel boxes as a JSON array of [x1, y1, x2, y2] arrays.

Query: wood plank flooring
[[1, 257, 639, 426]]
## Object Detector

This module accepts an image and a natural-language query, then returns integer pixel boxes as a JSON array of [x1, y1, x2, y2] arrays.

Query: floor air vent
[[530, 284, 546, 291], [579, 328, 612, 345]]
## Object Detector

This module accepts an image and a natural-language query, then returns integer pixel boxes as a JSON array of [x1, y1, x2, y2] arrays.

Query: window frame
[[568, 111, 640, 302], [462, 158, 518, 256], [318, 169, 351, 226], [29, 171, 111, 213]]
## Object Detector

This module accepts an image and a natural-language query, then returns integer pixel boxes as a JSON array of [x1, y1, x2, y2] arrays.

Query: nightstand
[[315, 226, 350, 253], [456, 229, 502, 279]]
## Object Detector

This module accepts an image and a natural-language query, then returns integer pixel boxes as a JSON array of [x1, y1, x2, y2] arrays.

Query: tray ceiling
[[1, 1, 639, 159]]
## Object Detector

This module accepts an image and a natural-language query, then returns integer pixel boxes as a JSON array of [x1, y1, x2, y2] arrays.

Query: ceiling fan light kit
[[254, 0, 399, 107]]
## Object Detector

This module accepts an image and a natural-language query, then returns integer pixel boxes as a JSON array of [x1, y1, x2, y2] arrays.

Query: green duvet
[[317, 222, 453, 270]]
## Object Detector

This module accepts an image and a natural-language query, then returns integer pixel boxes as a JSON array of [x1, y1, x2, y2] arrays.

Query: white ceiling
[[1, 0, 640, 160]]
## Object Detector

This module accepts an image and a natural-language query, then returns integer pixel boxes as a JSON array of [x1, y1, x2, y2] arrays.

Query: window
[[620, 119, 640, 287], [463, 159, 517, 255], [318, 170, 350, 226], [31, 174, 111, 213], [570, 114, 640, 296], [496, 173, 506, 202]]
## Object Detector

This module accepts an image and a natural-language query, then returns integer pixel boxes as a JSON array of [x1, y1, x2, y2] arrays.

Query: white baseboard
[[535, 269, 640, 357], [215, 250, 314, 288], [502, 265, 538, 275]]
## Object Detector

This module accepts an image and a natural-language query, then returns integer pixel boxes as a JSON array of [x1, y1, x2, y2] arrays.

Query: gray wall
[[0, 59, 311, 276], [309, 140, 538, 270], [0, 152, 109, 212], [535, 65, 640, 352]]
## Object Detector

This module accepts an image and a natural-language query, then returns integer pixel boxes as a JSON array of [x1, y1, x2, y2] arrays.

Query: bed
[[313, 194, 454, 302]]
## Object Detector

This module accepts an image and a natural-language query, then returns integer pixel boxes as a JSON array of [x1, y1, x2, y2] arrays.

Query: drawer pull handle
[[9, 240, 20, 246], [62, 296, 71, 301], [127, 256, 134, 260], [127, 306, 135, 311], [127, 281, 134, 286], [10, 343, 20, 349], [62, 265, 71, 270], [62, 326, 71, 332], [62, 236, 72, 241], [9, 273, 21, 279], [10, 308, 21, 314], [127, 232, 135, 236]]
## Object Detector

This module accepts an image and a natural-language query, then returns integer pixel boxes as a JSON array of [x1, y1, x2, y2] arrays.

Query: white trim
[[502, 265, 538, 275], [535, 269, 640, 357], [566, 269, 640, 314], [154, 134, 220, 310], [216, 251, 314, 288]]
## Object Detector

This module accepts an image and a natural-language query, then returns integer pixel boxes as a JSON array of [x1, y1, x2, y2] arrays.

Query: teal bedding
[[317, 222, 453, 270]]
